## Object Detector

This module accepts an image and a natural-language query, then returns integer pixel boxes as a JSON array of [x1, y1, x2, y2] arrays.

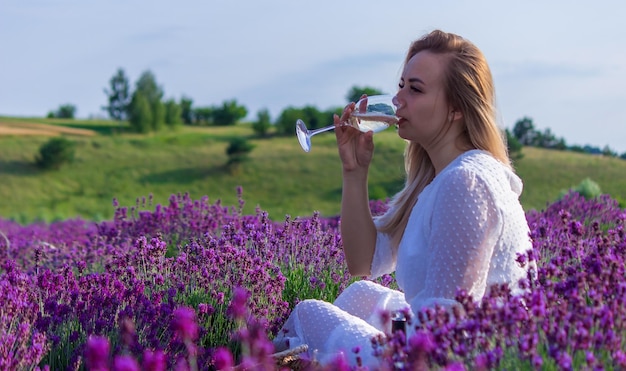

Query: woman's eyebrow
[[407, 77, 425, 85]]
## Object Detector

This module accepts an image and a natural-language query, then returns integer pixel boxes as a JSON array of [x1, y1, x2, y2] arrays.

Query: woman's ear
[[450, 110, 463, 122]]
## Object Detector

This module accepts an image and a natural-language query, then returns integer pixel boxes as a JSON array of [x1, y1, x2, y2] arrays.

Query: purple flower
[[328, 351, 350, 371], [408, 330, 436, 353], [174, 357, 190, 371], [6, 188, 626, 370], [213, 347, 234, 369], [85, 335, 110, 370], [142, 349, 166, 371], [444, 361, 466, 371], [172, 306, 198, 341], [112, 355, 139, 371], [556, 352, 572, 369], [198, 302, 214, 316], [215, 291, 225, 304], [531, 355, 543, 368], [474, 353, 488, 369], [227, 287, 250, 320]]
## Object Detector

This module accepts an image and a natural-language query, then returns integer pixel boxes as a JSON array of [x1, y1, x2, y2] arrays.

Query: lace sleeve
[[409, 168, 503, 311]]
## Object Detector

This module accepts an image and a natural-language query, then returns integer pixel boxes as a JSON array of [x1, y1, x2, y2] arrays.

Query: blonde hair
[[378, 29, 511, 250]]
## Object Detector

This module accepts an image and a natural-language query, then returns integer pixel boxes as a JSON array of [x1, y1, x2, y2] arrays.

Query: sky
[[1, 0, 625, 153]]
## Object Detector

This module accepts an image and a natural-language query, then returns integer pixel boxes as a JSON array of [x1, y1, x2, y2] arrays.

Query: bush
[[252, 108, 271, 137], [226, 137, 255, 166], [35, 137, 76, 170], [573, 178, 602, 199], [559, 177, 602, 200]]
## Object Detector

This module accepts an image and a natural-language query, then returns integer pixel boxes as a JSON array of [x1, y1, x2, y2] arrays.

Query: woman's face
[[393, 51, 453, 147]]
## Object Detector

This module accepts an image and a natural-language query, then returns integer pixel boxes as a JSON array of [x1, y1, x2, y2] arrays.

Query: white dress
[[274, 150, 533, 367]]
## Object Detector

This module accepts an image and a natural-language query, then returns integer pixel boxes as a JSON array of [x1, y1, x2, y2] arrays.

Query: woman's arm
[[334, 98, 379, 276], [340, 171, 377, 276]]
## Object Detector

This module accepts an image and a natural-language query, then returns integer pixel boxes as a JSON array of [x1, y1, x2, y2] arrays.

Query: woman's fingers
[[342, 102, 355, 122], [358, 94, 368, 113]]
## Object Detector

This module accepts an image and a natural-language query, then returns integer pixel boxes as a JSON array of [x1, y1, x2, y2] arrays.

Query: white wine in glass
[[295, 94, 398, 152]]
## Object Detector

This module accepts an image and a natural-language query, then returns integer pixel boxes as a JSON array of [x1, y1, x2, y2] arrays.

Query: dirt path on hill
[[0, 120, 97, 137]]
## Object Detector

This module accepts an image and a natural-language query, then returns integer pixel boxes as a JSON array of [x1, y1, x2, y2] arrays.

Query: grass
[[1, 116, 625, 223], [513, 147, 626, 210]]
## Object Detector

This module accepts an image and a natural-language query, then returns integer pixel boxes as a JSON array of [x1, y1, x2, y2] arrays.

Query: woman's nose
[[392, 95, 401, 110]]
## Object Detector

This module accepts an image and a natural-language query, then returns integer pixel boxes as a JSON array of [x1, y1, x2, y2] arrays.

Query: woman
[[274, 29, 533, 367]]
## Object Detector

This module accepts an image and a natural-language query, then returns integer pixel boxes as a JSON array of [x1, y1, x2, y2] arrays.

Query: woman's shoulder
[[437, 150, 523, 196], [458, 150, 523, 195], [439, 150, 499, 178]]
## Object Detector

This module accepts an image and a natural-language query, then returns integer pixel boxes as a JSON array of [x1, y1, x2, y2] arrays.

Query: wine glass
[[295, 94, 398, 152]]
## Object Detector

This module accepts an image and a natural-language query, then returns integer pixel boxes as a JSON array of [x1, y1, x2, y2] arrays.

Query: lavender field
[[1, 188, 625, 370]]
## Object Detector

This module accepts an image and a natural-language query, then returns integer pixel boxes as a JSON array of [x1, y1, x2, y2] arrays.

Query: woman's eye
[[399, 83, 421, 93]]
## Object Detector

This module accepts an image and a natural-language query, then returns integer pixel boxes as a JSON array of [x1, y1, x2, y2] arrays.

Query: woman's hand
[[334, 95, 375, 174]]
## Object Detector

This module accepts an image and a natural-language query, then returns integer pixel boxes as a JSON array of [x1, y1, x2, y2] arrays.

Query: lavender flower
[[173, 307, 198, 341], [142, 349, 166, 371], [1, 189, 625, 370], [212, 347, 234, 370], [85, 335, 110, 371]]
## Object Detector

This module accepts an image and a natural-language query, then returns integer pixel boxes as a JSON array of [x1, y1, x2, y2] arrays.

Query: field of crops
[[2, 118, 626, 369], [2, 191, 625, 369]]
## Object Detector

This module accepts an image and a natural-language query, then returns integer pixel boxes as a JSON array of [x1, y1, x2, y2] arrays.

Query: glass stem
[[308, 124, 337, 137]]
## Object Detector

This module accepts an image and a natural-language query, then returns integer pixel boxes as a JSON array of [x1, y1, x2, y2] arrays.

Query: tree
[[512, 117, 538, 146], [152, 100, 166, 131], [48, 104, 77, 119], [505, 129, 523, 161], [135, 70, 165, 131], [212, 99, 247, 126], [346, 86, 384, 103], [103, 68, 130, 121], [128, 91, 153, 133], [179, 96, 194, 125], [568, 144, 585, 153], [300, 106, 321, 131], [554, 138, 568, 150], [252, 108, 271, 137], [135, 70, 163, 105], [193, 107, 213, 125], [164, 99, 182, 128], [275, 107, 303, 135], [58, 104, 76, 119], [602, 145, 617, 157], [274, 105, 338, 136], [535, 128, 559, 149]]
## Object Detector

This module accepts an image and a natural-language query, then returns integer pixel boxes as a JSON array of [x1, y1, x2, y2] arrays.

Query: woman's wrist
[[342, 169, 368, 183]]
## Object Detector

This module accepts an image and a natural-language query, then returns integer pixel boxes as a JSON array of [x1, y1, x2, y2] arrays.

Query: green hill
[[513, 146, 626, 210], [1, 117, 624, 223]]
